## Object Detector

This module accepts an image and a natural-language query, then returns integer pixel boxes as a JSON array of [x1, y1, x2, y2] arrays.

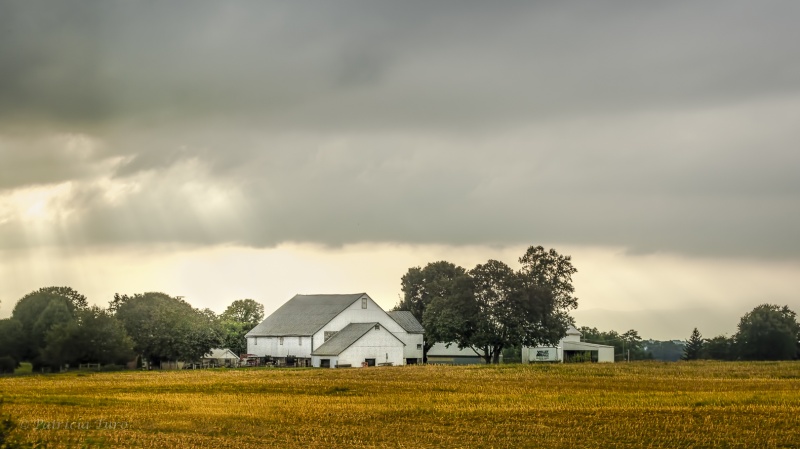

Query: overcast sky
[[1, 1, 799, 339]]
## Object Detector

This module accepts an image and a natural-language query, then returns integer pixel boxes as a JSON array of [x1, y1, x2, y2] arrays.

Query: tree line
[[0, 287, 264, 373], [682, 304, 800, 361], [395, 245, 799, 364]]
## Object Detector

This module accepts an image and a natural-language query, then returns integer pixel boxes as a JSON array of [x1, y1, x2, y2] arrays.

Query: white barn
[[522, 325, 615, 363], [245, 293, 424, 368]]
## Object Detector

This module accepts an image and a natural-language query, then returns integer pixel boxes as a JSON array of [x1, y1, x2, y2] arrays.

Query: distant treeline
[[0, 287, 264, 373]]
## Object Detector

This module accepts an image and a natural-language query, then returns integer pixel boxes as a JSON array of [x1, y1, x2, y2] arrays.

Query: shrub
[[0, 357, 17, 375]]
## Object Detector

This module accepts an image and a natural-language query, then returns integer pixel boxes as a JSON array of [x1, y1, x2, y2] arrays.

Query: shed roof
[[245, 293, 366, 337], [427, 342, 486, 357], [311, 323, 379, 356], [204, 348, 239, 359], [562, 341, 614, 351], [387, 311, 424, 333]]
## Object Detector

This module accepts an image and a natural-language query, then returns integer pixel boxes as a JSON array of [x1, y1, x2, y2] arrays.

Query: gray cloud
[[1, 1, 800, 259]]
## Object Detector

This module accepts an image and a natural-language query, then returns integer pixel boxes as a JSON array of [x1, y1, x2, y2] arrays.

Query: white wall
[[312, 295, 405, 351], [311, 356, 338, 368], [395, 332, 423, 360], [337, 326, 405, 367], [247, 335, 312, 358], [428, 343, 486, 357], [523, 343, 616, 363], [522, 346, 559, 362], [247, 294, 419, 363], [597, 347, 615, 363]]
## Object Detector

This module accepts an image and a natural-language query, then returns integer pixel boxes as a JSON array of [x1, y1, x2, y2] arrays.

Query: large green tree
[[40, 307, 135, 367], [110, 292, 221, 365], [11, 286, 88, 367], [220, 299, 264, 325], [218, 299, 265, 356], [518, 246, 578, 312], [422, 273, 482, 360], [467, 260, 519, 363], [396, 261, 468, 358], [734, 304, 799, 361], [702, 335, 735, 360], [0, 319, 23, 364], [419, 246, 579, 364]]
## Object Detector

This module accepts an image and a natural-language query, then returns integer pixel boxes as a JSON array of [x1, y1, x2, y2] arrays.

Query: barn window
[[417, 344, 422, 350], [298, 336, 302, 345], [361, 297, 367, 309], [279, 337, 284, 345], [374, 324, 380, 331], [253, 337, 258, 346]]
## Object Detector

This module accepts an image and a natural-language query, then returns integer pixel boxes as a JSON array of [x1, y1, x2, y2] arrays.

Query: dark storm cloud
[[3, 1, 799, 130], [2, 0, 800, 258]]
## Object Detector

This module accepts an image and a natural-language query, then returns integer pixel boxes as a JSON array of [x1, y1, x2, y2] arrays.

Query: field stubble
[[1, 361, 798, 448]]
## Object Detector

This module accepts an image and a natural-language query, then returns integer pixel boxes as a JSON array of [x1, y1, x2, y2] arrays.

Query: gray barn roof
[[387, 311, 424, 333], [245, 293, 366, 337], [310, 322, 379, 356]]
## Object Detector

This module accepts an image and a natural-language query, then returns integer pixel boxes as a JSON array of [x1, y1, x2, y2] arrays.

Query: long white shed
[[522, 325, 615, 363]]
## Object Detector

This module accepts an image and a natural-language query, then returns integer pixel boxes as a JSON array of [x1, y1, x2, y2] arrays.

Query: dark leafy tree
[[643, 340, 684, 361], [420, 246, 579, 364], [422, 273, 483, 360], [518, 246, 578, 312], [702, 335, 735, 360], [0, 319, 23, 364], [218, 321, 250, 357], [620, 329, 645, 360], [682, 328, 704, 360], [702, 335, 734, 360], [110, 292, 222, 365], [220, 299, 264, 325], [218, 299, 265, 356], [467, 260, 519, 363], [0, 357, 17, 374], [734, 304, 799, 361], [396, 261, 468, 358], [11, 286, 87, 367], [40, 307, 135, 367]]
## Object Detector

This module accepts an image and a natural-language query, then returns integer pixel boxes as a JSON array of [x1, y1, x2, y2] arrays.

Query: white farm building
[[522, 325, 615, 363], [245, 293, 424, 368], [426, 343, 498, 365]]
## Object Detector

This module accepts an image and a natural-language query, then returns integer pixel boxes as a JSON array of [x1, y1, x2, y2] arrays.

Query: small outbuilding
[[202, 348, 240, 367], [522, 325, 615, 363]]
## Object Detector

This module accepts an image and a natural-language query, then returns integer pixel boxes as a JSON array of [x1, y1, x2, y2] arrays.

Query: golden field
[[1, 362, 799, 448]]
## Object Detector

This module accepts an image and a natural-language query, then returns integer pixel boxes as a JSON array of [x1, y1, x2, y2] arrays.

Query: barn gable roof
[[310, 323, 377, 356], [387, 311, 424, 333], [204, 348, 239, 359], [245, 293, 366, 337], [311, 322, 405, 356]]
